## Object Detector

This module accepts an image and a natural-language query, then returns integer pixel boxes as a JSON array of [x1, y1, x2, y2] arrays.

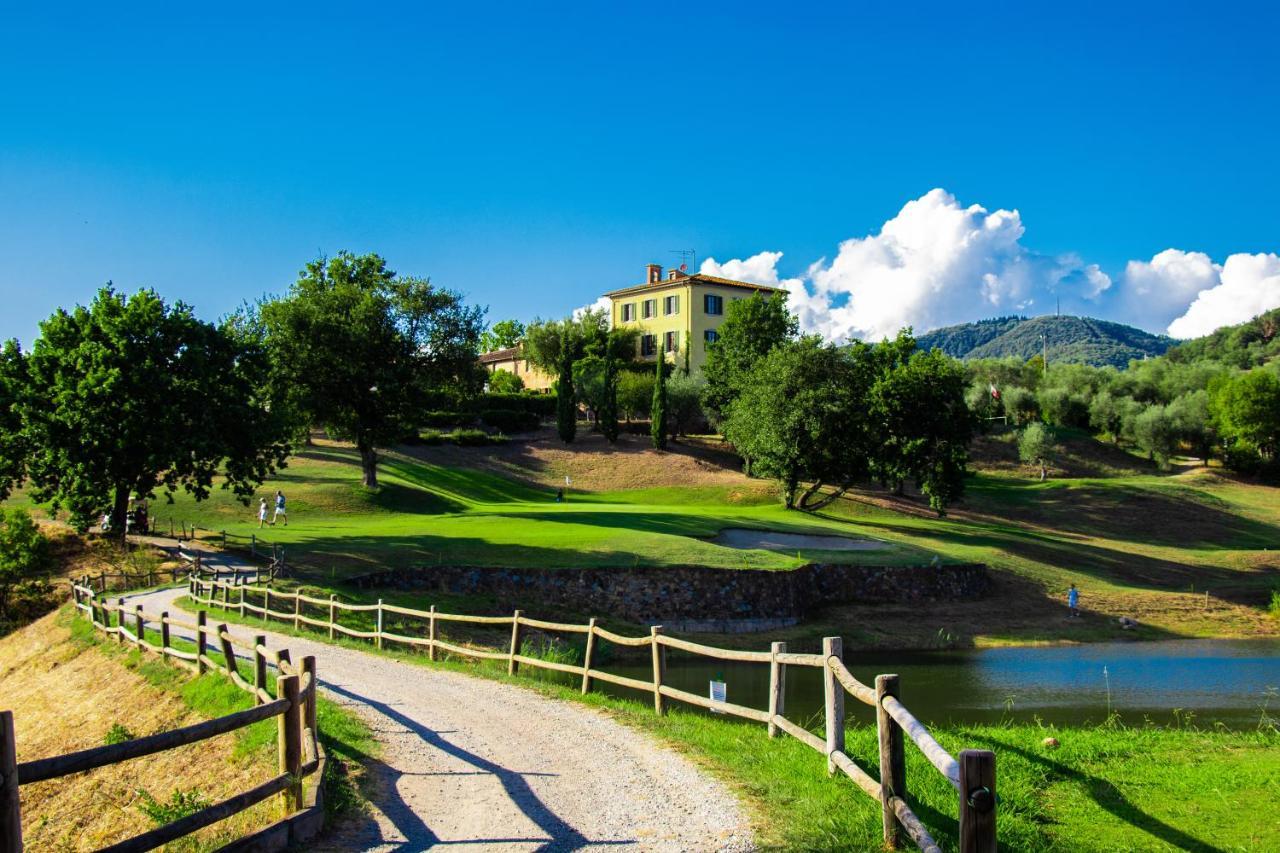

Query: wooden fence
[[0, 584, 324, 853], [169, 522, 286, 573], [191, 576, 998, 852]]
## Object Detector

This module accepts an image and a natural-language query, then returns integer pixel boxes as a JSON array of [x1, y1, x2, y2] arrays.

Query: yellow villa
[[606, 263, 785, 373]]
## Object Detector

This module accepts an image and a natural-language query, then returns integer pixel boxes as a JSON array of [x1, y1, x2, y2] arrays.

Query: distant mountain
[[916, 315, 1175, 368]]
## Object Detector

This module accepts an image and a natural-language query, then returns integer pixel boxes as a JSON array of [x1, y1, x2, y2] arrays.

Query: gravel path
[[127, 586, 755, 852]]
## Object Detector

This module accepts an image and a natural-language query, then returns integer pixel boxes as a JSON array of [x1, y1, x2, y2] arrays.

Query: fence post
[[959, 749, 997, 853], [134, 605, 145, 647], [581, 618, 597, 694], [250, 534, 256, 557], [222, 530, 227, 549], [876, 674, 906, 848], [161, 612, 171, 656], [294, 592, 302, 632], [253, 634, 267, 705], [427, 605, 437, 661], [196, 610, 208, 674], [217, 624, 236, 678], [262, 587, 270, 624], [823, 636, 844, 775], [768, 641, 787, 738], [115, 598, 126, 643], [506, 610, 524, 675], [301, 656, 318, 736], [328, 595, 337, 640], [1, 710, 22, 853], [650, 626, 667, 716], [239, 584, 246, 618], [376, 599, 384, 650], [277, 673, 303, 814]]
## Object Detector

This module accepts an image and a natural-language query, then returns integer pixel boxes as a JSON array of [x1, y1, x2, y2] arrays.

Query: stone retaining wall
[[351, 561, 990, 632]]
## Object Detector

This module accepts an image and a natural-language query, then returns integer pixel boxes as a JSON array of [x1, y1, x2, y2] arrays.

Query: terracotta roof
[[478, 345, 522, 364], [603, 273, 786, 299]]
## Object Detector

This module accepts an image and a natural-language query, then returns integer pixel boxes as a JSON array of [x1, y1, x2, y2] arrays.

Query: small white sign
[[565, 475, 572, 487], [709, 680, 727, 712]]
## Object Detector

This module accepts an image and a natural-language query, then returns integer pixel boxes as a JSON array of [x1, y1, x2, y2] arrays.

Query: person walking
[[257, 498, 268, 529], [272, 490, 288, 526], [1067, 583, 1080, 618]]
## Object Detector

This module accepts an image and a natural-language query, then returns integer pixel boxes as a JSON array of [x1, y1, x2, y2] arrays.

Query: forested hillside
[[1164, 307, 1280, 368], [918, 315, 1174, 367]]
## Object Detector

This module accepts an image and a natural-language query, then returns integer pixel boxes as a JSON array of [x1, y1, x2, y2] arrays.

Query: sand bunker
[[712, 528, 885, 552]]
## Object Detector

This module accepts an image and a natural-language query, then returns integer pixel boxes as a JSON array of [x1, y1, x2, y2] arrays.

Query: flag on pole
[[989, 383, 1001, 401]]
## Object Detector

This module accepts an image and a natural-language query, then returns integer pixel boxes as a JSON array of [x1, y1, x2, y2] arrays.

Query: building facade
[[478, 344, 555, 392], [605, 263, 785, 374]]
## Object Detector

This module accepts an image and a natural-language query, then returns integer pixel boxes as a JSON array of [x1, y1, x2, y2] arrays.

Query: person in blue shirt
[[272, 490, 288, 527], [1067, 584, 1080, 618]]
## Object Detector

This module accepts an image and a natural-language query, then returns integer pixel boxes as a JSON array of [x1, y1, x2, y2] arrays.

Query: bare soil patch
[[402, 427, 772, 495]]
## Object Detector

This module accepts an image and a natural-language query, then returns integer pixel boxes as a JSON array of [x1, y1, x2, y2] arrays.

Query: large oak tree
[[258, 252, 484, 487], [16, 287, 290, 534]]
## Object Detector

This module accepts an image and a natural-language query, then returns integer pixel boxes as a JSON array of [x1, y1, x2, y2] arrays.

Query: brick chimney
[[646, 263, 662, 284]]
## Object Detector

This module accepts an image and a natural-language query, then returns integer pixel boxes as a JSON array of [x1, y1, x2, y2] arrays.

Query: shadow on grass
[[968, 734, 1225, 853]]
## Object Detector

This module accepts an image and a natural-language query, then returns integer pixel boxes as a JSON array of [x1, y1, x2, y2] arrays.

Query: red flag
[[989, 384, 1001, 401]]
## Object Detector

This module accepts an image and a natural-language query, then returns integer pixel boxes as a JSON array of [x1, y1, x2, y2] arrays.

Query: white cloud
[[705, 189, 1111, 342], [1120, 250, 1221, 332], [572, 295, 612, 324], [699, 189, 1279, 342], [1166, 253, 1280, 338]]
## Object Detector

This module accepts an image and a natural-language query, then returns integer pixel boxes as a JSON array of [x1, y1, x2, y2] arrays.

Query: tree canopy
[[15, 287, 290, 533], [702, 292, 798, 421], [258, 252, 484, 487], [481, 319, 526, 353]]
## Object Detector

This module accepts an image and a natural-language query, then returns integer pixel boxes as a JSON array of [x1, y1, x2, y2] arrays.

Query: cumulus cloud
[[1120, 250, 1222, 332], [1166, 253, 1280, 338], [572, 295, 613, 324], [705, 189, 1112, 342], [700, 188, 1280, 342]]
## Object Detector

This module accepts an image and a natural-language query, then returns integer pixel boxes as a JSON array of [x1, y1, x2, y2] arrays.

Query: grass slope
[[142, 440, 931, 575]]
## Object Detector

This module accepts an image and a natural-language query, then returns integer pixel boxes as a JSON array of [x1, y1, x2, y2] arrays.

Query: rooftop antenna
[[669, 248, 697, 273]]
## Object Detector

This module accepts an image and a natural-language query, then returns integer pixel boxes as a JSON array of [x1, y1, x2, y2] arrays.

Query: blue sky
[[2, 2, 1278, 344]]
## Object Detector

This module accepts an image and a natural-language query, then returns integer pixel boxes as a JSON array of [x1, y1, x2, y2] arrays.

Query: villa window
[[663, 294, 679, 315], [622, 303, 636, 322], [664, 330, 679, 353], [704, 294, 723, 315], [642, 299, 656, 319], [640, 334, 656, 357], [704, 329, 719, 348]]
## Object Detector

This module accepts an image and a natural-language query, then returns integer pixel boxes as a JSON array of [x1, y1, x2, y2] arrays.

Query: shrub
[[105, 723, 137, 745], [1018, 422, 1055, 480], [0, 507, 53, 623], [666, 372, 706, 438], [445, 429, 503, 447], [486, 369, 524, 394], [1270, 587, 1280, 620], [617, 370, 655, 422], [136, 788, 210, 825], [480, 408, 541, 434], [421, 410, 475, 429], [418, 430, 444, 446]]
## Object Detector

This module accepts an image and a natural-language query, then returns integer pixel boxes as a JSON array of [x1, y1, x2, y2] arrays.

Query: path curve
[[125, 585, 755, 852]]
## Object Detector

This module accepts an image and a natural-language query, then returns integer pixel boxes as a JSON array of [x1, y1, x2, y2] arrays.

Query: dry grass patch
[[2, 611, 280, 851]]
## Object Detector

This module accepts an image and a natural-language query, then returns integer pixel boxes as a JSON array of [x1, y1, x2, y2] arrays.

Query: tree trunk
[[799, 481, 852, 512], [783, 474, 798, 510], [1039, 464, 1047, 482], [111, 485, 130, 541], [359, 441, 379, 488]]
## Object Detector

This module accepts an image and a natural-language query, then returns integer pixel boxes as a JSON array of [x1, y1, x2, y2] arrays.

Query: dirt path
[[126, 586, 754, 852]]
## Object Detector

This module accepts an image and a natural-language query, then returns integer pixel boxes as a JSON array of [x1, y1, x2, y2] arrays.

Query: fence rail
[[190, 576, 998, 851], [0, 584, 324, 853]]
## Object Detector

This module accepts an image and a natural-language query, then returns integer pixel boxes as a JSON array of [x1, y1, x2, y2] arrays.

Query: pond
[[586, 638, 1280, 730]]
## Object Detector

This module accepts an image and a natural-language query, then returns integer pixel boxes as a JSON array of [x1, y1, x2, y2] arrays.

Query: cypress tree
[[556, 327, 576, 444], [600, 355, 619, 444], [651, 355, 667, 450]]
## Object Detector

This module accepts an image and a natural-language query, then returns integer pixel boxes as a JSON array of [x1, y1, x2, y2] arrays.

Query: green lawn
[[142, 443, 935, 575]]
